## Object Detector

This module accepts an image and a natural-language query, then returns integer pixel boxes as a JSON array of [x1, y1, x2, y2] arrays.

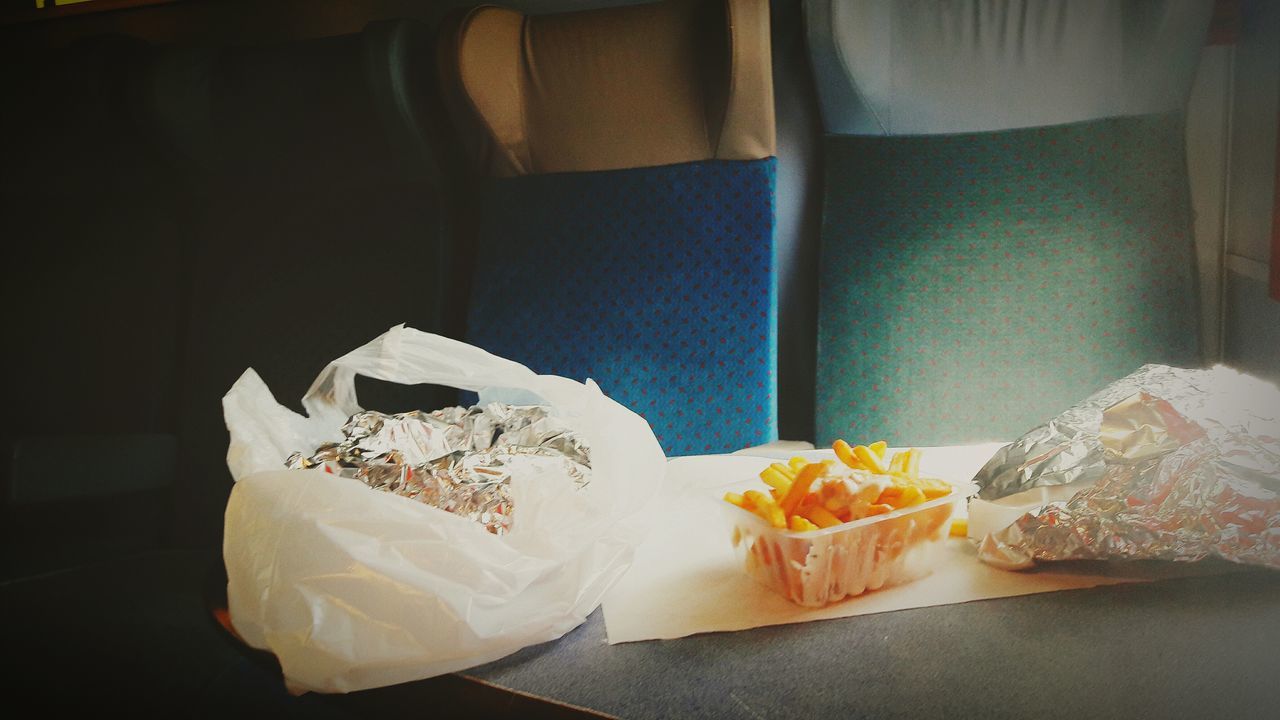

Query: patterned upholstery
[[470, 159, 778, 456], [442, 0, 778, 456], [816, 114, 1201, 445], [808, 0, 1209, 446]]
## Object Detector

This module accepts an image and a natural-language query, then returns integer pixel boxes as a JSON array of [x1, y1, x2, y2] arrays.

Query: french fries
[[832, 439, 858, 469], [723, 440, 957, 532], [778, 461, 827, 517], [760, 463, 794, 492], [852, 444, 886, 474], [789, 515, 820, 532]]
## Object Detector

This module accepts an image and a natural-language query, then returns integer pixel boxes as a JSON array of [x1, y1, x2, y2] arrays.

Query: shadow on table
[[0, 549, 607, 718]]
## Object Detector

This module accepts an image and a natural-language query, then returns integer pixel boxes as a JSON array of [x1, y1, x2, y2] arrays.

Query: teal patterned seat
[[807, 0, 1211, 445], [817, 116, 1199, 444]]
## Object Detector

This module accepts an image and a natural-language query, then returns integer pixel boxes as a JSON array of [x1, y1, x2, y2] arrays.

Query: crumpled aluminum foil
[[972, 364, 1280, 570], [286, 403, 591, 534]]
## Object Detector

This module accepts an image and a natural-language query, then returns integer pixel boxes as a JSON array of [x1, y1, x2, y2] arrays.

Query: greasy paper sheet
[[602, 445, 1225, 644]]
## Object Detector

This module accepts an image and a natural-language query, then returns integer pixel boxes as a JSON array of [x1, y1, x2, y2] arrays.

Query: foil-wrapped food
[[286, 403, 591, 534], [971, 365, 1280, 570]]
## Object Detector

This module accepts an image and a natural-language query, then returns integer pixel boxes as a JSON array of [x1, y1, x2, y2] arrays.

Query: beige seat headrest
[[439, 0, 775, 177]]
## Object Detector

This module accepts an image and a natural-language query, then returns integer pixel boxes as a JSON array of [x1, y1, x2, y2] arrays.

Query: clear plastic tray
[[725, 484, 975, 607]]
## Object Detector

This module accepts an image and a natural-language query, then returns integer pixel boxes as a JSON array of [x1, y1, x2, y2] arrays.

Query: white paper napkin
[[602, 445, 1222, 644]]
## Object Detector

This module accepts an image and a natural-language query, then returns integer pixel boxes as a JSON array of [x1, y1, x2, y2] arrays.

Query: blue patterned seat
[[439, 0, 778, 455]]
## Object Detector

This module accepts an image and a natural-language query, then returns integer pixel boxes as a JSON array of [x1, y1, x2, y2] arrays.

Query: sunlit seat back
[[807, 0, 1211, 445]]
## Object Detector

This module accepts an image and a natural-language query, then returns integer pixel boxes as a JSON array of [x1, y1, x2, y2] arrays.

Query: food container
[[725, 484, 975, 607]]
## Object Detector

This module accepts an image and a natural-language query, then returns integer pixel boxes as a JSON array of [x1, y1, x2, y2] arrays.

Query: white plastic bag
[[221, 325, 666, 693]]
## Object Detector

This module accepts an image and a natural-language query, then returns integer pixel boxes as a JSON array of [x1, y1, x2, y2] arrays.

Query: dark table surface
[[467, 566, 1280, 720], [3, 549, 1278, 718], [0, 550, 593, 717]]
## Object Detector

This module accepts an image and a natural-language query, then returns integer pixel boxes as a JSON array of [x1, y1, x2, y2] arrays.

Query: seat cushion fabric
[[468, 158, 778, 456], [815, 113, 1200, 445]]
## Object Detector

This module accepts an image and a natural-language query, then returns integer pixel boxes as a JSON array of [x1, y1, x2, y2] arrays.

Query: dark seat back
[[143, 19, 460, 551], [1, 36, 186, 578]]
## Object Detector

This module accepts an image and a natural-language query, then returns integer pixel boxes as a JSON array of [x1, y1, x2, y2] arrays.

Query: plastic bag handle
[[300, 325, 540, 428]]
